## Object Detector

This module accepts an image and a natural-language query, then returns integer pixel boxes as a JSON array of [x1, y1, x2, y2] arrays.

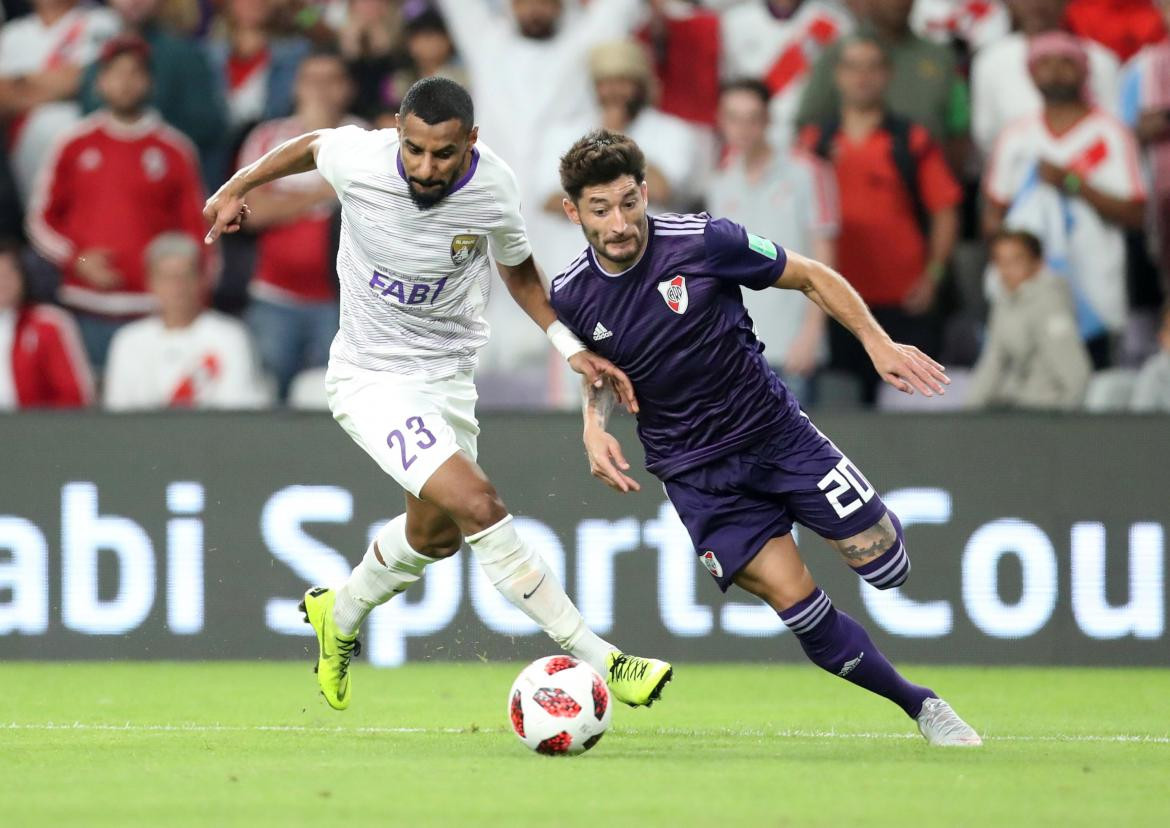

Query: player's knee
[[856, 511, 910, 590], [758, 581, 820, 614], [404, 526, 463, 559], [454, 487, 508, 535]]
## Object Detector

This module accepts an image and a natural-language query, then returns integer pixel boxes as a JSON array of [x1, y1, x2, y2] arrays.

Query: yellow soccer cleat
[[606, 651, 673, 707], [299, 587, 361, 711]]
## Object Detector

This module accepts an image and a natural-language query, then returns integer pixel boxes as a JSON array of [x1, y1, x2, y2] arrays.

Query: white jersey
[[984, 108, 1145, 333], [720, 0, 853, 146], [103, 311, 268, 411], [970, 33, 1120, 157], [315, 125, 532, 377], [0, 6, 118, 201]]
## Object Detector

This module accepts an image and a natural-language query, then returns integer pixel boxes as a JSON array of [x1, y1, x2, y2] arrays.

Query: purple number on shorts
[[387, 416, 437, 470], [387, 430, 416, 470], [407, 416, 437, 449]]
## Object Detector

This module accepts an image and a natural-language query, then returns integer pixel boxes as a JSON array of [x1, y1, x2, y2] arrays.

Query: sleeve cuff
[[493, 243, 533, 268], [745, 248, 788, 291]]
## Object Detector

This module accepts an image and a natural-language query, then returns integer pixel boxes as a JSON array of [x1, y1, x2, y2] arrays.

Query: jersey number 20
[[817, 457, 875, 519]]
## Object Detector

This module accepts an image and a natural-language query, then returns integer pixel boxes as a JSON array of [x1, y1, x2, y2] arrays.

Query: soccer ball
[[507, 656, 612, 756]]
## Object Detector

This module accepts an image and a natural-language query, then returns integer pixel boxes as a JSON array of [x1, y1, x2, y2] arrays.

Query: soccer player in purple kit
[[549, 130, 982, 747]]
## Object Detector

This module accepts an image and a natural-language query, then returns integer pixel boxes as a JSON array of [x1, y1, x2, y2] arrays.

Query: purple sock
[[853, 511, 910, 590], [779, 587, 935, 718]]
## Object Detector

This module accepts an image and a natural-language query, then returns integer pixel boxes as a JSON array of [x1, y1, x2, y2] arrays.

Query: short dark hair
[[405, 8, 449, 37], [991, 228, 1044, 260], [719, 78, 771, 107], [301, 44, 347, 66], [399, 76, 473, 131], [838, 34, 892, 67], [558, 129, 646, 201]]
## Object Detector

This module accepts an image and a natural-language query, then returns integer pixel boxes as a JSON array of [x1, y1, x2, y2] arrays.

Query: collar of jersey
[[395, 147, 481, 197], [96, 109, 162, 140], [587, 215, 656, 280]]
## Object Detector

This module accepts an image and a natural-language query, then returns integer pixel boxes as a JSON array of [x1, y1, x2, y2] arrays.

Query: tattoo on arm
[[835, 515, 897, 563], [583, 377, 616, 430]]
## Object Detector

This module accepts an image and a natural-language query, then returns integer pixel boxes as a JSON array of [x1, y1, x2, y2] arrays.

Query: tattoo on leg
[[836, 516, 896, 563]]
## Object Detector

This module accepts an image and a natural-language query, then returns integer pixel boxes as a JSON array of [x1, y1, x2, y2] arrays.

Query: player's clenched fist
[[203, 185, 251, 244]]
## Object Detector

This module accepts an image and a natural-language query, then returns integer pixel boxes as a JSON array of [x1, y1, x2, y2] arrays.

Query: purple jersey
[[550, 212, 803, 479]]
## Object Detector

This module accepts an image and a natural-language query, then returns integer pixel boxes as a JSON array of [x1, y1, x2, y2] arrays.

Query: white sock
[[466, 515, 617, 673], [332, 515, 435, 635]]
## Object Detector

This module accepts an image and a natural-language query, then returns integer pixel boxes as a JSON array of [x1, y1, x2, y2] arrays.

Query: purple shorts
[[662, 412, 888, 591]]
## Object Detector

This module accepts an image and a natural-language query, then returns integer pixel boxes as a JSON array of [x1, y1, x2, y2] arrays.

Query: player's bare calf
[[830, 512, 912, 590]]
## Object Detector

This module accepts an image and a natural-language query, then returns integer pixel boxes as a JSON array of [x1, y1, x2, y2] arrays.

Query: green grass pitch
[[3, 662, 1168, 827]]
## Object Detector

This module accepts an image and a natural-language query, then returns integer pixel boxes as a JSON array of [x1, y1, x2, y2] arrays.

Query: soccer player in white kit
[[204, 77, 672, 711]]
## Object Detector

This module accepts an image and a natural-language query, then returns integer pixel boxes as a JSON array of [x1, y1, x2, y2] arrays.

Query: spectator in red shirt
[[77, 0, 229, 188], [800, 34, 961, 404], [0, 241, 93, 409], [237, 48, 361, 400], [639, 0, 722, 128], [26, 34, 210, 369]]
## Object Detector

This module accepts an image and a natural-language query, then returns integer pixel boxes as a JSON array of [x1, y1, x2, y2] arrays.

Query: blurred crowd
[[1, 0, 1169, 413]]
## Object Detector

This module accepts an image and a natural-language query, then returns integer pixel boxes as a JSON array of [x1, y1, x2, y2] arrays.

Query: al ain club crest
[[451, 234, 480, 265]]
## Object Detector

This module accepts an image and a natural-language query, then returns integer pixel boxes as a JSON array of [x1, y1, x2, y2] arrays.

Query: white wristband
[[546, 320, 586, 361]]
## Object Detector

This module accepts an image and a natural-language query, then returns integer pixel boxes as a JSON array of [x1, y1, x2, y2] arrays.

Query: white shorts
[[326, 360, 479, 497]]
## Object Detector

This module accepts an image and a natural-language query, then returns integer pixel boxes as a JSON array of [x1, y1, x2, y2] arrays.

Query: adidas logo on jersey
[[592, 322, 613, 341]]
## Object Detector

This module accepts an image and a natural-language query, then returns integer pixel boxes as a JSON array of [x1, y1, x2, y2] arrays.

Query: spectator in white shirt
[[720, 0, 854, 147], [983, 32, 1146, 367], [0, 0, 119, 201], [433, 0, 642, 201], [970, 0, 1120, 157], [585, 39, 709, 211], [533, 39, 710, 241], [706, 78, 836, 401], [911, 0, 1010, 52], [104, 233, 268, 410], [480, 35, 712, 409]]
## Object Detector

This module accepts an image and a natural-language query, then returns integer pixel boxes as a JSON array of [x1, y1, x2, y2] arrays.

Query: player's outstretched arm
[[203, 131, 327, 244], [497, 255, 639, 413], [581, 378, 640, 493], [775, 251, 950, 397]]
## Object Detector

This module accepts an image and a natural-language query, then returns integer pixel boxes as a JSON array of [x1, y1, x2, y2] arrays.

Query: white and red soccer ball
[[507, 655, 612, 756]]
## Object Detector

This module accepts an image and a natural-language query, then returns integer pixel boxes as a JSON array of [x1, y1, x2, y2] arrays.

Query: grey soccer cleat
[[916, 697, 983, 747]]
